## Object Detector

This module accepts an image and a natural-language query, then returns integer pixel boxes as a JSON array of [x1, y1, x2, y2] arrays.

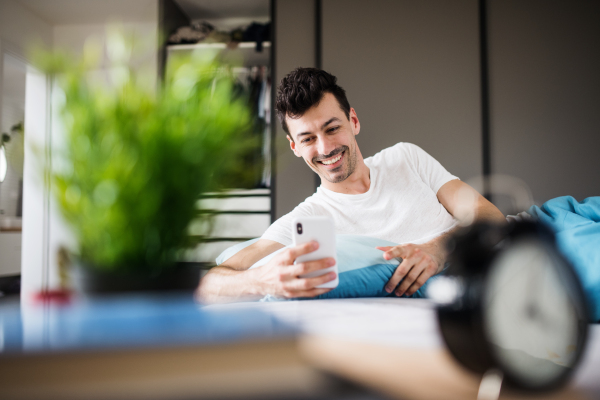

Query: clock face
[[483, 238, 582, 387]]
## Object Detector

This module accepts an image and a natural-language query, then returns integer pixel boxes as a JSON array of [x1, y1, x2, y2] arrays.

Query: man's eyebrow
[[295, 117, 342, 140], [321, 117, 341, 130], [296, 131, 312, 139]]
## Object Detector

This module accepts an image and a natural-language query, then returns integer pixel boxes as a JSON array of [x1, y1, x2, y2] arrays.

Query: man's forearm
[[196, 239, 286, 304], [421, 226, 459, 273], [475, 196, 507, 225], [424, 198, 506, 273], [196, 265, 264, 304]]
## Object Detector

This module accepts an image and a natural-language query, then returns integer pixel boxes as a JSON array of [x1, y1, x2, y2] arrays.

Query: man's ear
[[287, 135, 301, 157], [349, 108, 361, 136]]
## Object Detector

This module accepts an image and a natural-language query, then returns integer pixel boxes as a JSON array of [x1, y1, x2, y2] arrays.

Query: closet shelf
[[167, 41, 271, 51], [199, 188, 270, 199]]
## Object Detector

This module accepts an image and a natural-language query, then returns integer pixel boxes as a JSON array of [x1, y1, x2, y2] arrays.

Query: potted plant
[[37, 34, 257, 294]]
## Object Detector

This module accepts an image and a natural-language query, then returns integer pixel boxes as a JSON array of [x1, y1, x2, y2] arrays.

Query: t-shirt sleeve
[[260, 203, 314, 246], [404, 143, 459, 193]]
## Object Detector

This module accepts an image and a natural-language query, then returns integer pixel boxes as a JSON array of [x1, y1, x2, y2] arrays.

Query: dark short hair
[[276, 68, 351, 136]]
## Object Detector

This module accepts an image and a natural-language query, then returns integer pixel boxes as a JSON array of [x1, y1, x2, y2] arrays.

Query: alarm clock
[[431, 220, 589, 391]]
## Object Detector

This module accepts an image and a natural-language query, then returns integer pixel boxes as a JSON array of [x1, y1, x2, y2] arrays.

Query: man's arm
[[377, 179, 506, 297], [196, 239, 336, 304], [436, 179, 506, 226]]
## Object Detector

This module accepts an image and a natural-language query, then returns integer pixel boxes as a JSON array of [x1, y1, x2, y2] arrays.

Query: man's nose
[[316, 135, 337, 157]]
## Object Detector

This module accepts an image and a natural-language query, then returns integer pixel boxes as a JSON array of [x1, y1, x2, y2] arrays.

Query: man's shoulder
[[261, 192, 326, 246], [285, 191, 325, 215], [367, 142, 414, 165]]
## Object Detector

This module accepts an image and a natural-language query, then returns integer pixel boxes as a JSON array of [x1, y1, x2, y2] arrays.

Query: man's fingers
[[385, 256, 417, 293], [403, 254, 438, 296], [290, 258, 336, 277], [395, 262, 425, 296], [380, 244, 412, 261], [281, 241, 318, 264], [283, 271, 337, 292], [376, 246, 393, 252], [405, 270, 431, 297], [405, 258, 437, 296], [278, 257, 335, 281], [283, 287, 332, 299], [383, 247, 404, 261], [381, 244, 440, 296]]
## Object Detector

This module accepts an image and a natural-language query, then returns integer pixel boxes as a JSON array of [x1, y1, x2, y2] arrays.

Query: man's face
[[286, 93, 361, 184]]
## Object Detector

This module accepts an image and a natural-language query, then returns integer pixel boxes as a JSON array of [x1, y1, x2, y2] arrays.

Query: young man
[[197, 68, 505, 303]]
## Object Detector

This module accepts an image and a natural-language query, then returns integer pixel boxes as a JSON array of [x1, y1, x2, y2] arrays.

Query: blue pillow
[[215, 235, 436, 301]]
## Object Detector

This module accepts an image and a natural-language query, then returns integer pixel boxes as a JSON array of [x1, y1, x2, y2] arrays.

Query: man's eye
[[327, 126, 340, 133], [301, 137, 313, 144]]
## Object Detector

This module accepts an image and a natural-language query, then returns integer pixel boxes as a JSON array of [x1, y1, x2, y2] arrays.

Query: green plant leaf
[[37, 33, 260, 273]]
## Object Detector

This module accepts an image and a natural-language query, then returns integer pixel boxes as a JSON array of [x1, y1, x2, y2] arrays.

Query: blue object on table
[[528, 196, 600, 322], [0, 294, 295, 354]]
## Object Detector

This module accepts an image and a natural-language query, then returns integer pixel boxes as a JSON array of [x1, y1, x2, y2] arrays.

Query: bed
[[204, 195, 600, 398]]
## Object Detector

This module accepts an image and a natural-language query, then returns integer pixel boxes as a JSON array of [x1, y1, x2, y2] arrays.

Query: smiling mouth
[[316, 150, 345, 169], [321, 153, 342, 165]]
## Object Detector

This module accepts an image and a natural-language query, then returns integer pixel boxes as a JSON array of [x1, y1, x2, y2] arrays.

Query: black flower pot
[[70, 262, 201, 295]]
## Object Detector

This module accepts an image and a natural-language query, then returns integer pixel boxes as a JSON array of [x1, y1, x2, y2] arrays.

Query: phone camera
[[297, 223, 303, 234]]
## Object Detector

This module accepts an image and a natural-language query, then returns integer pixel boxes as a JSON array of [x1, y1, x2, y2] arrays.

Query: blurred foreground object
[[454, 174, 534, 226], [431, 220, 589, 392], [0, 294, 337, 400], [33, 32, 258, 293]]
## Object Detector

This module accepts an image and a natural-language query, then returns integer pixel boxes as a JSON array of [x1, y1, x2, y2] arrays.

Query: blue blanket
[[528, 196, 600, 322]]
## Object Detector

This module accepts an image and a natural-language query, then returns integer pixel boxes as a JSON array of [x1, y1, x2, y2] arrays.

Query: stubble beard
[[314, 145, 357, 184]]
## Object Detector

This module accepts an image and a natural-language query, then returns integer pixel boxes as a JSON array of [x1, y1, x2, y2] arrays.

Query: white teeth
[[322, 154, 342, 165]]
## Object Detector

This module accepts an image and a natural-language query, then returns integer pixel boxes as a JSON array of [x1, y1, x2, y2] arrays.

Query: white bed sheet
[[206, 298, 442, 349]]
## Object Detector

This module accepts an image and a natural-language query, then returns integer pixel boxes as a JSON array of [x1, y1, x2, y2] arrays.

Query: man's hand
[[376, 242, 445, 297], [375, 179, 506, 298], [254, 241, 337, 299]]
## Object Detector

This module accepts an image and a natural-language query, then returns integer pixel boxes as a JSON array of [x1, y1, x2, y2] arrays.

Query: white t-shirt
[[262, 142, 459, 246]]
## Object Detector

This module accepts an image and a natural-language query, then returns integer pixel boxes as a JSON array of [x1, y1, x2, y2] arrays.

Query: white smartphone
[[291, 216, 339, 289]]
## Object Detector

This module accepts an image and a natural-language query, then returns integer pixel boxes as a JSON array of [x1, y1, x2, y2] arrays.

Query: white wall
[[0, 0, 54, 57], [21, 67, 49, 298], [0, 232, 21, 275]]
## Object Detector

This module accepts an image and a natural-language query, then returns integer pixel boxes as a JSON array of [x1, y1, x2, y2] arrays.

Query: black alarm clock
[[430, 220, 589, 391]]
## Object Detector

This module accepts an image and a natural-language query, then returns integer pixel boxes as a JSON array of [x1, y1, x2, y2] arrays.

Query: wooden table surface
[[300, 335, 595, 400]]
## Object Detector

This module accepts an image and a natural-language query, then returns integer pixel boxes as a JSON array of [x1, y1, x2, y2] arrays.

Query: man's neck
[[321, 161, 371, 195]]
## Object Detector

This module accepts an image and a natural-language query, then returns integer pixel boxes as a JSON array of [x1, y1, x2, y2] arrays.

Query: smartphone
[[291, 216, 339, 289]]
